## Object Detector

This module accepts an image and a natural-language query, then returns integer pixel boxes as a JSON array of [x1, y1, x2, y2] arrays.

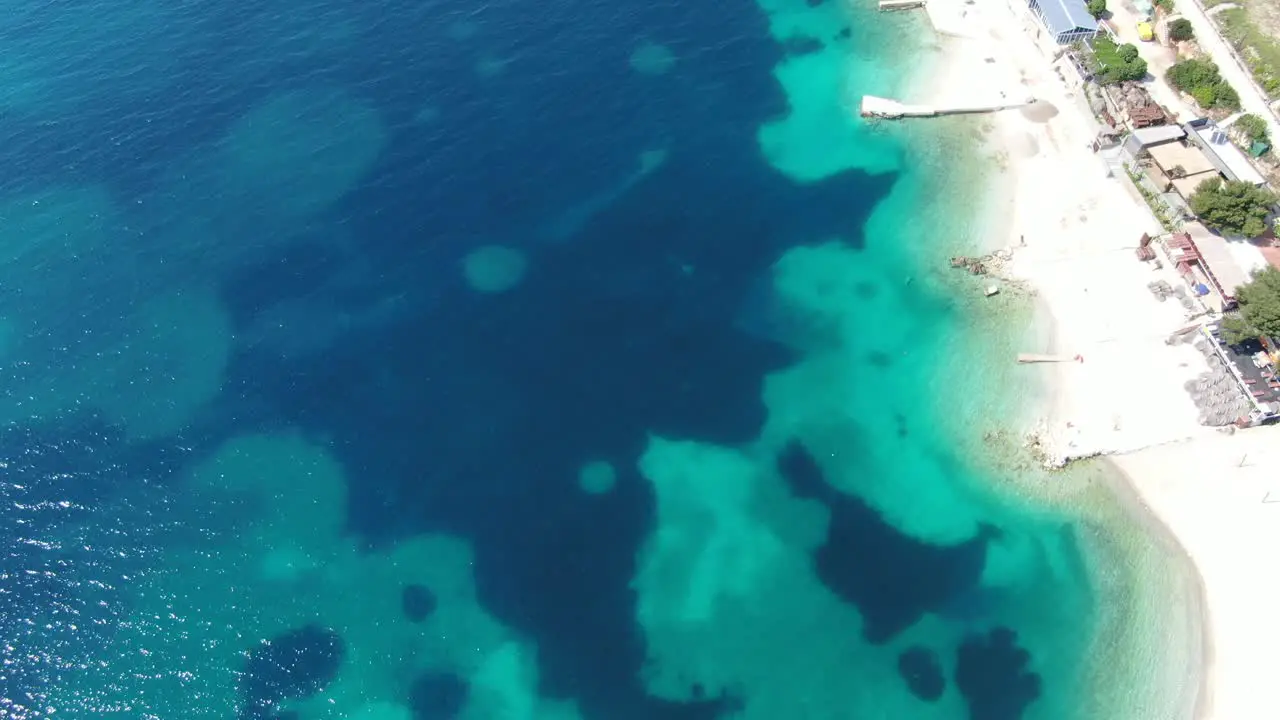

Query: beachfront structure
[[1193, 324, 1280, 424], [1026, 0, 1099, 45], [1122, 124, 1187, 156], [1160, 222, 1253, 311], [1143, 133, 1220, 202], [1185, 118, 1268, 188], [1124, 125, 1207, 218], [1125, 121, 1268, 212]]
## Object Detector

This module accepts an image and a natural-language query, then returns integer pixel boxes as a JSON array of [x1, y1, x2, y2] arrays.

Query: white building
[[1026, 0, 1100, 45]]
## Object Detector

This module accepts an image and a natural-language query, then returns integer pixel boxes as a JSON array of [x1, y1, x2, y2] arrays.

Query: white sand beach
[[902, 0, 1280, 718], [1113, 427, 1280, 720]]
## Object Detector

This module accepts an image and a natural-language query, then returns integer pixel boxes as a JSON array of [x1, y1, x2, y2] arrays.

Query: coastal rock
[[897, 646, 945, 702], [954, 627, 1041, 720], [402, 583, 438, 623]]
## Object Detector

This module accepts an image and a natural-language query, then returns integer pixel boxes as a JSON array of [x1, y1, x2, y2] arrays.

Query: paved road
[[1175, 0, 1280, 140]]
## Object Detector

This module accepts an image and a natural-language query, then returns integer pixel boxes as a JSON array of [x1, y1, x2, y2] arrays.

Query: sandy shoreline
[[1095, 455, 1210, 720], [894, 1, 1280, 718], [1109, 432, 1280, 720]]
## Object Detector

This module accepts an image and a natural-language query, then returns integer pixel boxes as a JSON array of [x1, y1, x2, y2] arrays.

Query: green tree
[[1223, 267, 1280, 343], [1236, 113, 1269, 144], [1087, 0, 1108, 18], [1167, 58, 1223, 92], [1191, 85, 1218, 108], [1166, 59, 1240, 109], [1167, 18, 1194, 42], [1092, 38, 1148, 84], [1214, 81, 1242, 110], [1189, 177, 1277, 237]]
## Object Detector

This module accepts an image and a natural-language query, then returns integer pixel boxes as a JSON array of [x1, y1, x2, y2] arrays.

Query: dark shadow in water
[[954, 627, 1041, 720], [402, 583, 439, 623], [408, 671, 469, 720], [235, 131, 893, 718], [775, 440, 993, 643], [238, 625, 345, 720], [897, 646, 945, 702]]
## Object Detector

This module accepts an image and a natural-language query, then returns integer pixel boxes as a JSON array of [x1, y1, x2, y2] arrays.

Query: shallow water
[[0, 1, 1174, 719]]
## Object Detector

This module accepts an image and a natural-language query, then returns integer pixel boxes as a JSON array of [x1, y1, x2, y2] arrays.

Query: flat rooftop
[[1190, 124, 1267, 186], [1148, 141, 1218, 176], [1132, 124, 1186, 146], [1187, 221, 1252, 297], [1171, 172, 1221, 200]]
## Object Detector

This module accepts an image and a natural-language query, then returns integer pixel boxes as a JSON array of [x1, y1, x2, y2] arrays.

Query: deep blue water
[[0, 1, 1050, 719]]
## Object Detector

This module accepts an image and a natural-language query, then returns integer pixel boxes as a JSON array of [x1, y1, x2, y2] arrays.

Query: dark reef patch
[[402, 583, 438, 623], [955, 627, 1041, 720], [239, 625, 344, 720], [866, 350, 893, 368], [782, 37, 825, 55], [217, 1, 898, 719], [248, 136, 894, 720], [897, 646, 945, 702], [775, 440, 992, 643], [408, 671, 469, 720]]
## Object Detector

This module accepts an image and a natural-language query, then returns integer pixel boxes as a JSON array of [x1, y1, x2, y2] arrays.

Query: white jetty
[[860, 95, 1037, 119], [1017, 353, 1083, 364], [878, 0, 926, 10]]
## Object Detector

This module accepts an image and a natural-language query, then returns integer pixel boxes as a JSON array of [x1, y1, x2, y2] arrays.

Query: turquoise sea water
[[0, 1, 1180, 719]]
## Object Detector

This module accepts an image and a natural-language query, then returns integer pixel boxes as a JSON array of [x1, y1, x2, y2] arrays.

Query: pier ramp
[[878, 0, 926, 10], [860, 95, 1037, 119]]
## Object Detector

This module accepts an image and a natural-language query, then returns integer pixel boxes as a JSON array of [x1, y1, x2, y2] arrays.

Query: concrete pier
[[1017, 353, 1083, 364], [860, 95, 1037, 119], [878, 0, 926, 10]]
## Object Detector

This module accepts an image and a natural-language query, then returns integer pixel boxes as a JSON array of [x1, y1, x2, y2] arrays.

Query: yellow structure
[[1137, 22, 1155, 41]]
